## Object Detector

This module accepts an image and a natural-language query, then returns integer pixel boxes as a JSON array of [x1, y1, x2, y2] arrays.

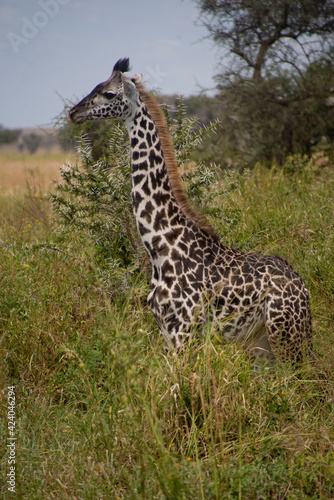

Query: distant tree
[[0, 125, 20, 145], [22, 133, 42, 154], [156, 94, 218, 124], [195, 0, 334, 163]]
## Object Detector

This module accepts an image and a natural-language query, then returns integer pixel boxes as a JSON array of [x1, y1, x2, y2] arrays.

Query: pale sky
[[0, 0, 218, 129]]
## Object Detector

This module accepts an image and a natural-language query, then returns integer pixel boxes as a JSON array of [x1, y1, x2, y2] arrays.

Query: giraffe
[[68, 58, 313, 367]]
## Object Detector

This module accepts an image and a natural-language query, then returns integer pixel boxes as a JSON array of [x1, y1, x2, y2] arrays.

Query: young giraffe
[[68, 58, 313, 367]]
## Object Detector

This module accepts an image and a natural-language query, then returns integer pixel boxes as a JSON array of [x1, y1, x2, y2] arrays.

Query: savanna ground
[[0, 151, 334, 499]]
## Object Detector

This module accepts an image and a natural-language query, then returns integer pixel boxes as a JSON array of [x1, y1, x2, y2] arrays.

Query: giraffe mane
[[134, 80, 220, 241]]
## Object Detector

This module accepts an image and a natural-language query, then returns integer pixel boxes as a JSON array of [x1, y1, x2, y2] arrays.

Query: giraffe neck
[[125, 82, 218, 264], [125, 99, 182, 262]]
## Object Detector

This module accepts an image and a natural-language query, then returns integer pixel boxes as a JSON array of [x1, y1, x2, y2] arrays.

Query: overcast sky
[[0, 0, 218, 129]]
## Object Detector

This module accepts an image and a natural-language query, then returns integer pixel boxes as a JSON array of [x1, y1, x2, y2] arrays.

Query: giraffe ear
[[131, 73, 142, 84], [121, 73, 138, 100]]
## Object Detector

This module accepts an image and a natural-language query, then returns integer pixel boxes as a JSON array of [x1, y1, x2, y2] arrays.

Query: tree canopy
[[0, 125, 20, 145], [195, 0, 334, 163]]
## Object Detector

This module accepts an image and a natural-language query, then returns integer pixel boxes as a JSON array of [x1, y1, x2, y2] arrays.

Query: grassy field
[[0, 152, 74, 192], [0, 153, 334, 499]]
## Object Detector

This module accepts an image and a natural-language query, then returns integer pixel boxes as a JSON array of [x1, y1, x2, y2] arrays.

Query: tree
[[0, 125, 20, 145], [195, 0, 334, 163], [22, 133, 42, 154]]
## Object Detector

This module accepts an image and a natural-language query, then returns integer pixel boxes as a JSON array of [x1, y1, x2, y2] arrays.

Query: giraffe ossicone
[[68, 58, 313, 367]]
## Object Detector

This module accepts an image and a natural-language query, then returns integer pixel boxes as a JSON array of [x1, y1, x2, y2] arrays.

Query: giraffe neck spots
[[127, 101, 185, 263]]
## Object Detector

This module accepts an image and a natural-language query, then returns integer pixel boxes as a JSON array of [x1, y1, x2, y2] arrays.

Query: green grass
[[1, 162, 334, 499]]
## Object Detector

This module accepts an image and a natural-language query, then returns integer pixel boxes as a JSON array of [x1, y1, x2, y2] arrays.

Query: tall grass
[[0, 160, 334, 499]]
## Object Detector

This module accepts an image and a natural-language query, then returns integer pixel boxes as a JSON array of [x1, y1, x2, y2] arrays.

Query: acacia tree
[[22, 133, 42, 154], [195, 0, 334, 163]]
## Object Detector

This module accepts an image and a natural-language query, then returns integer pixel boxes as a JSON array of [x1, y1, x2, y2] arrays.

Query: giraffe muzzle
[[68, 106, 86, 124]]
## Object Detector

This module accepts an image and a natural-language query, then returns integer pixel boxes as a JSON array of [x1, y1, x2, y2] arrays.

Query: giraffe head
[[68, 58, 142, 124]]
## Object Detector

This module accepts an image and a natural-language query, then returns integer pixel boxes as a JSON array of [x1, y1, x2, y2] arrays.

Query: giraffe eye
[[104, 92, 116, 100]]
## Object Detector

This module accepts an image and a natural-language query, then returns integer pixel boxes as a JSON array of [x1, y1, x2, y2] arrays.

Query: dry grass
[[0, 152, 75, 192]]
